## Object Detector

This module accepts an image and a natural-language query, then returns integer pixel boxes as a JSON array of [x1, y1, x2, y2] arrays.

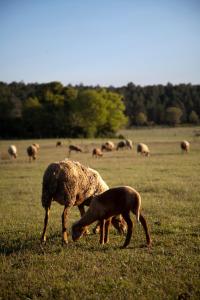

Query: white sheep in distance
[[137, 143, 150, 156], [180, 140, 190, 153], [41, 159, 125, 244], [72, 186, 151, 248], [8, 145, 17, 159], [125, 139, 133, 149], [101, 141, 115, 152]]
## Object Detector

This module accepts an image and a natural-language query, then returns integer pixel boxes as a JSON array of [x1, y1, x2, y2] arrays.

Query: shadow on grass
[[0, 232, 62, 256], [0, 230, 154, 256]]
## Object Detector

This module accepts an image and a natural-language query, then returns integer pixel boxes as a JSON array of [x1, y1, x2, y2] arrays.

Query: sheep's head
[[71, 223, 85, 241]]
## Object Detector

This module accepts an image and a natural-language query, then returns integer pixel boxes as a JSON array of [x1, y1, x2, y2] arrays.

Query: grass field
[[0, 126, 200, 299]]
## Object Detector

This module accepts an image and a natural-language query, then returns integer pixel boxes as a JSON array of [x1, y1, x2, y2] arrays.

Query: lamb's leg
[[104, 219, 111, 244], [121, 212, 133, 248], [41, 206, 50, 243], [62, 205, 69, 244], [139, 213, 152, 246], [99, 219, 105, 244], [78, 204, 90, 235]]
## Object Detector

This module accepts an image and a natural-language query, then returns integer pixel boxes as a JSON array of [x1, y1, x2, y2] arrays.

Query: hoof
[[62, 239, 68, 246], [40, 237, 46, 244], [120, 244, 127, 249]]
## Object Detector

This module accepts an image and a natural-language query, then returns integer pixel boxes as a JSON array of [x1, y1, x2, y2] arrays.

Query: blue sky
[[0, 0, 200, 86]]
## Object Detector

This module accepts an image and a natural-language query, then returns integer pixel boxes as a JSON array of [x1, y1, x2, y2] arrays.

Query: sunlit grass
[[0, 126, 200, 299]]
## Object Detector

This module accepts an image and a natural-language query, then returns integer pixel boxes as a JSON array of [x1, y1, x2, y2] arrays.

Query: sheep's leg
[[93, 222, 100, 234], [41, 206, 50, 243], [99, 219, 105, 244], [62, 205, 69, 244], [78, 204, 90, 235], [104, 219, 111, 244], [121, 212, 133, 248], [139, 213, 152, 246], [111, 215, 127, 234]]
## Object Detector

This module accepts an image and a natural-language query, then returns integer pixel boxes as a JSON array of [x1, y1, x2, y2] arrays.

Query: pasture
[[0, 127, 200, 299]]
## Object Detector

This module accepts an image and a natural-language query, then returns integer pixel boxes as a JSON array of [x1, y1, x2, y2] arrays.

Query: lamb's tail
[[135, 192, 141, 223]]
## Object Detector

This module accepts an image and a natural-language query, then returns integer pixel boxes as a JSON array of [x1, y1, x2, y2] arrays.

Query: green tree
[[71, 90, 107, 137], [99, 90, 127, 135], [165, 106, 182, 126], [135, 112, 148, 126], [189, 110, 199, 124], [22, 97, 43, 137]]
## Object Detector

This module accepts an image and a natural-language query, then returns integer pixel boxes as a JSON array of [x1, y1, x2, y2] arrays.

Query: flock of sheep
[[7, 139, 190, 161], [5, 139, 190, 248]]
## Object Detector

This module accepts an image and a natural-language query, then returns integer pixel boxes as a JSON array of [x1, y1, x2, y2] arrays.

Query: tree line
[[0, 81, 199, 138]]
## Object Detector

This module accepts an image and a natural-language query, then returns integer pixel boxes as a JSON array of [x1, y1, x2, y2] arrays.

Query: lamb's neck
[[77, 209, 98, 227]]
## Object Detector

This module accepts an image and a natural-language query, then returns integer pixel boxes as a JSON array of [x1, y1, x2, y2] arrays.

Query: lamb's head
[[71, 222, 85, 241]]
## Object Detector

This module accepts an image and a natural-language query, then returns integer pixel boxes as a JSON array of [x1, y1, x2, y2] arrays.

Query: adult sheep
[[116, 140, 127, 150], [8, 145, 17, 159], [41, 159, 125, 244], [125, 139, 133, 149], [92, 148, 103, 158], [27, 144, 39, 162], [101, 141, 115, 152], [137, 143, 150, 156], [68, 145, 83, 155], [180, 140, 190, 153], [56, 141, 62, 147]]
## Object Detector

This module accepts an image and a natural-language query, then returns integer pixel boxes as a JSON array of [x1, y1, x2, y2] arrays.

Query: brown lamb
[[27, 144, 39, 162], [72, 186, 151, 248]]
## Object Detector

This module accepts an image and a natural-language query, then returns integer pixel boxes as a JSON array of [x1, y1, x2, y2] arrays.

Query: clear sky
[[0, 0, 200, 86]]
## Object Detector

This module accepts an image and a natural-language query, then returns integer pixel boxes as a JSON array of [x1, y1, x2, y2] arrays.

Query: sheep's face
[[72, 225, 84, 241]]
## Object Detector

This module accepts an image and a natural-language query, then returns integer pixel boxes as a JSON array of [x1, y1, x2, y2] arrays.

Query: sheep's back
[[42, 160, 108, 208]]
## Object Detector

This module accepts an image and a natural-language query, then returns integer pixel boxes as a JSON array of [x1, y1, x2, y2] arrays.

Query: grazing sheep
[[125, 139, 133, 149], [41, 159, 109, 244], [72, 186, 151, 248], [8, 145, 17, 159], [101, 141, 115, 152], [116, 140, 127, 150], [27, 144, 39, 162], [180, 140, 190, 153], [56, 141, 62, 147], [68, 144, 83, 155], [33, 143, 40, 149], [41, 159, 126, 244], [137, 143, 150, 156], [92, 148, 103, 158]]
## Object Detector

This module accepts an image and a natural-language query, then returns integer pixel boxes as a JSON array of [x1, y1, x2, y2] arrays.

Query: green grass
[[0, 126, 200, 299]]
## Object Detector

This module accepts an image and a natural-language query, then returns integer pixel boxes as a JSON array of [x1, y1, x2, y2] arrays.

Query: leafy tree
[[71, 90, 107, 137], [189, 110, 199, 124], [99, 90, 127, 135], [165, 106, 182, 126], [135, 112, 148, 126], [22, 97, 43, 137]]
